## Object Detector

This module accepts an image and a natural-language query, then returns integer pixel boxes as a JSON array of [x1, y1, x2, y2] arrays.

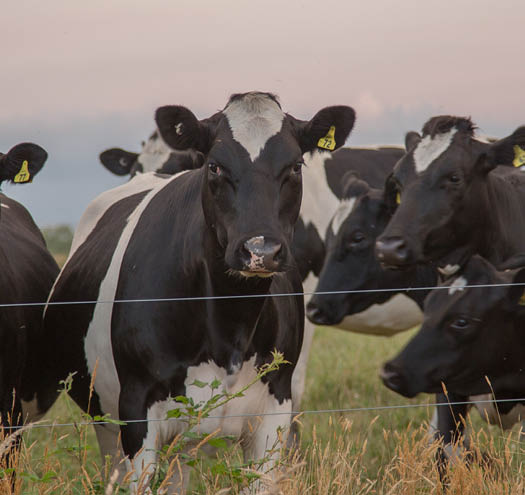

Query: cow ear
[[0, 143, 48, 183], [157, 150, 205, 175], [99, 148, 139, 176], [484, 126, 525, 171], [405, 131, 421, 151], [298, 106, 356, 153], [341, 172, 369, 198], [155, 106, 214, 154]]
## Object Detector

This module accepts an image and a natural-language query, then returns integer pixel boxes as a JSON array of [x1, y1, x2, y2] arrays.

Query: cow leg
[[241, 395, 292, 492], [94, 424, 127, 483], [430, 392, 469, 481]]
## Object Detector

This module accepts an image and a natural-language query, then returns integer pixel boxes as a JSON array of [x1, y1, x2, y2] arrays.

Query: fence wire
[[2, 281, 525, 309], [4, 397, 525, 431]]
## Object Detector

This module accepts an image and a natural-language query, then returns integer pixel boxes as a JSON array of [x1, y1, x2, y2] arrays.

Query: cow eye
[[449, 174, 461, 183], [451, 317, 469, 330], [351, 231, 366, 244], [291, 161, 304, 175], [208, 162, 221, 175]]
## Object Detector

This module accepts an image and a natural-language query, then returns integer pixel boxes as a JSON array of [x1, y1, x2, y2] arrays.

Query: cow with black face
[[376, 116, 525, 270], [382, 254, 525, 429], [0, 142, 59, 466], [43, 92, 355, 492], [306, 174, 433, 332], [99, 130, 204, 177]]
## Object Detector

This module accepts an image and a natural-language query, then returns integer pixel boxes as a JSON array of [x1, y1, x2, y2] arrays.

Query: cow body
[[0, 143, 57, 478], [44, 92, 355, 491]]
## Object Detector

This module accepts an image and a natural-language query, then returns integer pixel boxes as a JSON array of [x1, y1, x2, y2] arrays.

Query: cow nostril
[[380, 363, 406, 392]]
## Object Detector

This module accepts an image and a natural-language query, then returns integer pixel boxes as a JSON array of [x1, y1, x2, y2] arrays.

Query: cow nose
[[242, 236, 283, 272], [375, 237, 410, 266], [306, 301, 329, 325], [380, 362, 407, 394]]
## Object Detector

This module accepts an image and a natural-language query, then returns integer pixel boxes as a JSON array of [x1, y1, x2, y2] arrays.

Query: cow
[[381, 254, 525, 436], [42, 92, 356, 492], [99, 129, 204, 177], [305, 174, 431, 331], [101, 130, 406, 410], [0, 142, 59, 462], [375, 116, 525, 271]]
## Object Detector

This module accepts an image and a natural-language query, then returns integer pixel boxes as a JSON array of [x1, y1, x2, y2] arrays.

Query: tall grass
[[2, 327, 522, 493]]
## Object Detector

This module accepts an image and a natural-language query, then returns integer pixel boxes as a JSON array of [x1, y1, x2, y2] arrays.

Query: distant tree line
[[42, 224, 73, 266]]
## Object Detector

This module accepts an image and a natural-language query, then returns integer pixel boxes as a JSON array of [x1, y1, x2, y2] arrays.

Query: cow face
[[99, 131, 204, 177], [156, 92, 355, 276], [307, 176, 400, 324], [376, 116, 525, 268], [381, 255, 525, 398], [0, 143, 48, 183]]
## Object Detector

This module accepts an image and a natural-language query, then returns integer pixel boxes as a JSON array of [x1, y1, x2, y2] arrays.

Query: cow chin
[[239, 270, 275, 279]]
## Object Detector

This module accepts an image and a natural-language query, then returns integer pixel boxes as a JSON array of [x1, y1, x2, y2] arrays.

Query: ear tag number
[[518, 290, 525, 306], [396, 192, 401, 205], [317, 125, 336, 151], [14, 160, 31, 183], [513, 145, 525, 168]]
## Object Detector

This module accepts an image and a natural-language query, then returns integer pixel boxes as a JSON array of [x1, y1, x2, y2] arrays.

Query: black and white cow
[[0, 143, 58, 438], [101, 129, 407, 409], [382, 254, 525, 432], [99, 130, 204, 177], [305, 174, 432, 330], [42, 92, 355, 491], [376, 116, 525, 270]]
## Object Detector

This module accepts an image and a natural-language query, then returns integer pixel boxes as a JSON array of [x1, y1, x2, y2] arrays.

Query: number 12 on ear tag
[[317, 126, 336, 151]]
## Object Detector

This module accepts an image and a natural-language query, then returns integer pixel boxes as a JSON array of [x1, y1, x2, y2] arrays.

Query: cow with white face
[[99, 129, 204, 177], [43, 92, 355, 492]]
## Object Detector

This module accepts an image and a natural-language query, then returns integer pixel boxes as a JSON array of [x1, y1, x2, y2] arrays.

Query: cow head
[[156, 92, 355, 277], [99, 130, 204, 178], [376, 116, 525, 268], [0, 143, 48, 184], [381, 255, 525, 398], [306, 175, 396, 324]]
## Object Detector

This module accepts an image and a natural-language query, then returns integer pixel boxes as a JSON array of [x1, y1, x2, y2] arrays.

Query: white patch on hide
[[224, 93, 284, 161], [437, 264, 460, 278], [84, 171, 190, 420], [413, 128, 456, 174], [331, 197, 357, 235], [448, 276, 467, 295]]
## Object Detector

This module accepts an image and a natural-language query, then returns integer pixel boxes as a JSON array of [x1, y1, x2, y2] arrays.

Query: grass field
[[4, 324, 523, 494]]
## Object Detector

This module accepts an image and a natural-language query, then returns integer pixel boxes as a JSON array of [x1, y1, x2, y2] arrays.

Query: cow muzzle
[[380, 362, 418, 398], [238, 236, 284, 276], [375, 236, 413, 268]]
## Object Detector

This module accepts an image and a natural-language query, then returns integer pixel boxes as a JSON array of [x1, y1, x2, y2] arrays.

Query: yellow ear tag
[[14, 160, 31, 183], [396, 192, 401, 205], [518, 290, 525, 306], [317, 125, 336, 151], [512, 145, 525, 167]]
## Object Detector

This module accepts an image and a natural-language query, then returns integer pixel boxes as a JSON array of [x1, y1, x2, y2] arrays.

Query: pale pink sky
[[2, 0, 525, 224]]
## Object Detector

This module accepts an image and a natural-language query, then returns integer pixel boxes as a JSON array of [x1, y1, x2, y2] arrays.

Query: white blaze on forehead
[[223, 94, 284, 161], [448, 275, 468, 295], [413, 128, 457, 174], [331, 197, 357, 235]]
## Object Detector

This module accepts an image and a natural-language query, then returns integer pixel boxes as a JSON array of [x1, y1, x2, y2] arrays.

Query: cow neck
[[202, 228, 274, 360]]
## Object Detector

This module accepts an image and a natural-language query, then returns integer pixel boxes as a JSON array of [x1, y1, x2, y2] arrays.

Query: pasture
[[7, 273, 525, 495]]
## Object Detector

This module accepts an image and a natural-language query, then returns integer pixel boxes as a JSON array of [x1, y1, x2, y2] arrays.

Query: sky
[[2, 0, 525, 226]]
